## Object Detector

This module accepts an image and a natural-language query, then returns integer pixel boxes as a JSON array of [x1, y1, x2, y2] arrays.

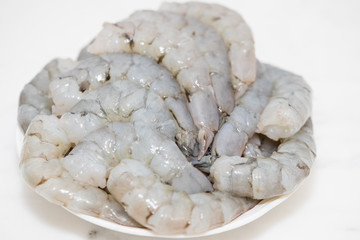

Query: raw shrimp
[[50, 53, 199, 156], [87, 10, 232, 158], [18, 58, 77, 132], [212, 62, 273, 157], [256, 65, 312, 140], [20, 114, 141, 227], [62, 121, 212, 193], [20, 112, 211, 227], [18, 2, 317, 234], [210, 120, 316, 199], [160, 1, 256, 98], [36, 171, 141, 227], [108, 159, 258, 234], [181, 17, 234, 114]]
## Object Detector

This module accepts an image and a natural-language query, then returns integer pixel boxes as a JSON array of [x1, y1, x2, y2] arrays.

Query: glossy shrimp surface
[[87, 10, 229, 159], [18, 1, 315, 235], [160, 1, 256, 98]]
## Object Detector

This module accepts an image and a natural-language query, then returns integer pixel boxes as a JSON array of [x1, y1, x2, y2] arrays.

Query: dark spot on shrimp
[[191, 31, 196, 36], [105, 72, 110, 81], [145, 212, 153, 222], [123, 33, 131, 41], [28, 132, 42, 139], [102, 187, 110, 194], [36, 177, 47, 186], [297, 162, 309, 170], [157, 55, 165, 64], [79, 81, 90, 93], [80, 112, 88, 117], [184, 89, 191, 102], [63, 143, 75, 157], [212, 17, 221, 21], [123, 33, 134, 49]]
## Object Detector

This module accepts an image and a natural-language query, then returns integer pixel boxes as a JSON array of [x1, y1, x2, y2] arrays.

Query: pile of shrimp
[[18, 2, 316, 234]]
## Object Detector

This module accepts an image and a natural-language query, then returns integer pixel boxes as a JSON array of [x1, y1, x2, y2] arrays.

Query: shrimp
[[87, 10, 230, 158], [160, 1, 256, 98], [18, 2, 317, 234], [20, 111, 211, 227], [181, 17, 234, 114], [35, 171, 141, 227], [256, 65, 312, 140], [210, 119, 316, 199], [18, 58, 77, 132], [20, 114, 140, 227], [62, 121, 212, 193], [212, 62, 273, 157], [107, 159, 258, 234], [50, 54, 199, 157]]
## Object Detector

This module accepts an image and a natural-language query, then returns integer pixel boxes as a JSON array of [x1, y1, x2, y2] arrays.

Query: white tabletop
[[1, 0, 360, 239]]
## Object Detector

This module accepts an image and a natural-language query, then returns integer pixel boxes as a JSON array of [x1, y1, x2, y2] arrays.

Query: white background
[[1, 0, 360, 239]]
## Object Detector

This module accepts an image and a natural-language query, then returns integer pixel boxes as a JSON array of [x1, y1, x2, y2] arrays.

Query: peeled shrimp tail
[[210, 119, 316, 199]]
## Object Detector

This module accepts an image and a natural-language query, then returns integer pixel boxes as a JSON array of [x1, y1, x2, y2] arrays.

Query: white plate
[[17, 125, 292, 238]]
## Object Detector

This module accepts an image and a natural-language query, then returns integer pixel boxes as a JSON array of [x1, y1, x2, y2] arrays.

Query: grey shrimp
[[20, 113, 212, 227], [256, 65, 312, 140], [20, 114, 141, 227], [108, 159, 257, 234], [50, 54, 199, 156], [210, 120, 316, 199], [212, 62, 273, 157], [160, 1, 256, 98], [87, 11, 232, 158]]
